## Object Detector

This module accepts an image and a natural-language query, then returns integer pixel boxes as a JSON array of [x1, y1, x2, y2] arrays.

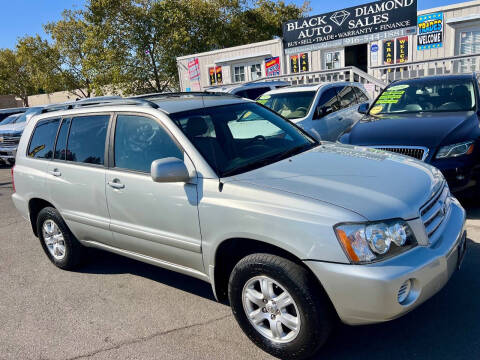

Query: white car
[[258, 82, 370, 141]]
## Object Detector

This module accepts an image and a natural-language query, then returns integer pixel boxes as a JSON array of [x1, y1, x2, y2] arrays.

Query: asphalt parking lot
[[0, 166, 479, 360]]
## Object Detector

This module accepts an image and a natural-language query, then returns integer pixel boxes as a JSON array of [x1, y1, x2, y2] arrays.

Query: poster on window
[[396, 37, 409, 63], [417, 12, 443, 50], [188, 58, 201, 90], [265, 56, 280, 77], [208, 67, 216, 85], [290, 55, 299, 73], [300, 53, 309, 72], [215, 66, 223, 84], [383, 40, 394, 65]]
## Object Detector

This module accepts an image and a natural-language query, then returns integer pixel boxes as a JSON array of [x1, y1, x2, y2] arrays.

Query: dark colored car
[[339, 74, 480, 192], [0, 107, 27, 123]]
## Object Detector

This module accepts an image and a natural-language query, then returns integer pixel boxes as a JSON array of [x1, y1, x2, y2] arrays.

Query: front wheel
[[228, 253, 333, 360]]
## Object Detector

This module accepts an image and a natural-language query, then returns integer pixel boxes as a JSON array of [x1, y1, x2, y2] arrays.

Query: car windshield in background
[[257, 91, 316, 119], [170, 102, 316, 177], [369, 78, 476, 115], [0, 114, 21, 125]]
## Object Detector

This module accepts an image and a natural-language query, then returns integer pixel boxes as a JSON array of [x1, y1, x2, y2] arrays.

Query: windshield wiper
[[221, 144, 312, 178]]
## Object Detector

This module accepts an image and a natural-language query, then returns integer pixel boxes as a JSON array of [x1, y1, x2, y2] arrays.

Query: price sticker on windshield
[[376, 90, 405, 104], [257, 95, 270, 105], [0, 137, 3, 143]]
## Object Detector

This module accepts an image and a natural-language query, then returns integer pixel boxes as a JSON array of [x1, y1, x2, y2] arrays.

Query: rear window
[[27, 118, 61, 159], [65, 115, 109, 165]]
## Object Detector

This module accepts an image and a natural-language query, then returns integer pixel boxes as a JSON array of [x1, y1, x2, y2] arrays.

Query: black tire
[[228, 253, 333, 360], [36, 207, 84, 270]]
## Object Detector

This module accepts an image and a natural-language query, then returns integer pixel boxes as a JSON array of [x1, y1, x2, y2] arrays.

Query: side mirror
[[151, 157, 190, 183], [314, 106, 333, 120], [357, 102, 370, 114]]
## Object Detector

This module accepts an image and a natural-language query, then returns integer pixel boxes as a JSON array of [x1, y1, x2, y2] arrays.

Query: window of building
[[250, 64, 262, 81], [233, 66, 245, 83], [325, 51, 341, 70], [459, 30, 480, 72], [27, 118, 60, 159], [66, 115, 109, 165], [114, 114, 183, 173]]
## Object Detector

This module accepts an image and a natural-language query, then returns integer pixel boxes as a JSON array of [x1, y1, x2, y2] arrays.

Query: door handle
[[108, 179, 125, 189], [337, 117, 343, 121], [49, 169, 61, 177]]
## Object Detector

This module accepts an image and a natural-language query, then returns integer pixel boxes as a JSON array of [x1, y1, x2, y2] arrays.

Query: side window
[[354, 87, 369, 103], [66, 115, 109, 165], [245, 87, 270, 100], [337, 86, 356, 108], [114, 114, 183, 173], [316, 88, 341, 112], [235, 90, 248, 98], [54, 118, 71, 160], [27, 118, 60, 159]]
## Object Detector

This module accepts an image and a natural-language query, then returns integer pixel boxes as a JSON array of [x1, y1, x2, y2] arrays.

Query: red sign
[[215, 66, 223, 84], [265, 57, 280, 77]]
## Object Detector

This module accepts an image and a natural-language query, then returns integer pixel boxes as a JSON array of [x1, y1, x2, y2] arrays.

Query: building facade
[[177, 0, 480, 91]]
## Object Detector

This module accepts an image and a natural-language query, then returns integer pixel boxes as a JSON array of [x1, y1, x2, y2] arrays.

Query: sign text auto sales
[[282, 0, 417, 54]]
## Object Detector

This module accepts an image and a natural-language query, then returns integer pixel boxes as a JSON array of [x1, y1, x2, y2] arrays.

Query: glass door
[[324, 51, 341, 70]]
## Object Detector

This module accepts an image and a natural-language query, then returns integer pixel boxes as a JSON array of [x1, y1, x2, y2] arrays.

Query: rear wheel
[[36, 207, 84, 270], [228, 253, 333, 360]]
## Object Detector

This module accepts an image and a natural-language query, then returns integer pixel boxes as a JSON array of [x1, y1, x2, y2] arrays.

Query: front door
[[105, 113, 203, 272]]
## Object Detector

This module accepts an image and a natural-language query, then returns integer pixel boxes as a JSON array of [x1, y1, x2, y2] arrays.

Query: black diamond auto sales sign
[[282, 0, 417, 54]]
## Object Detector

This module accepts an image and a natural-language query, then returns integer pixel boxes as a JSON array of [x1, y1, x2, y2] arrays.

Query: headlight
[[334, 220, 417, 264], [436, 141, 474, 159]]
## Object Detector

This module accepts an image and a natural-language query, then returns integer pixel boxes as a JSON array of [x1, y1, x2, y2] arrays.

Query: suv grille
[[372, 146, 427, 161], [0, 135, 20, 147], [420, 183, 450, 239]]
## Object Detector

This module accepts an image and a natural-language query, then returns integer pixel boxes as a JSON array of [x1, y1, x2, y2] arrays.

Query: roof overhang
[[214, 52, 272, 65]]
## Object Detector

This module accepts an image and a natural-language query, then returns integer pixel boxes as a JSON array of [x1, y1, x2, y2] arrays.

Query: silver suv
[[12, 94, 467, 359]]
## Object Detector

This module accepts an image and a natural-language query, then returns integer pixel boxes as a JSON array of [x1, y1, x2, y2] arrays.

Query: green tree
[[44, 9, 121, 98], [0, 48, 36, 106], [85, 0, 309, 94]]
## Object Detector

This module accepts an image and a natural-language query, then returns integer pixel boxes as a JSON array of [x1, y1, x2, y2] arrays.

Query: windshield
[[0, 114, 21, 125], [369, 78, 476, 115], [257, 91, 316, 119], [170, 102, 316, 177]]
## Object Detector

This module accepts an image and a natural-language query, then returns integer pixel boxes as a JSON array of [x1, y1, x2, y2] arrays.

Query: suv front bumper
[[305, 199, 466, 325], [0, 146, 17, 162]]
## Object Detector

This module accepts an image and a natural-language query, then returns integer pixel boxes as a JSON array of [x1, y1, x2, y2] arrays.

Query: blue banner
[[417, 12, 443, 50]]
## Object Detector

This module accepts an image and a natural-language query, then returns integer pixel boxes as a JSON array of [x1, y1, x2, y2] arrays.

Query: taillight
[[11, 166, 15, 192]]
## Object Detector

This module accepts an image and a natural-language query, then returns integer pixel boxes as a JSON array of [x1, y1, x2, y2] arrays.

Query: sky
[[0, 0, 467, 49]]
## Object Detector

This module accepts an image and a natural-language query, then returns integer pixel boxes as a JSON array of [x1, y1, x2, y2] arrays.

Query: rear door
[[46, 114, 112, 244], [104, 113, 203, 273]]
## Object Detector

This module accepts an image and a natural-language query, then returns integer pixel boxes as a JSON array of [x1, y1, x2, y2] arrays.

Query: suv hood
[[341, 111, 475, 151], [0, 122, 25, 134], [228, 143, 443, 221]]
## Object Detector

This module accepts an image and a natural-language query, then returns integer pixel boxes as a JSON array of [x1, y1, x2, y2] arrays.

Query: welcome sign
[[282, 0, 417, 54], [417, 12, 443, 50]]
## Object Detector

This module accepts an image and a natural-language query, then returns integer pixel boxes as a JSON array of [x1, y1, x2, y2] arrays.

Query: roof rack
[[41, 97, 159, 114], [130, 92, 235, 99]]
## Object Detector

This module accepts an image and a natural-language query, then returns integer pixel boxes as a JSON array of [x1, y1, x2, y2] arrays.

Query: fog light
[[397, 279, 412, 304]]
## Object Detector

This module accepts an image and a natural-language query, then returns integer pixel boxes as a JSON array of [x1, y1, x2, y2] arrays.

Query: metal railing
[[370, 53, 480, 83], [252, 66, 387, 98]]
